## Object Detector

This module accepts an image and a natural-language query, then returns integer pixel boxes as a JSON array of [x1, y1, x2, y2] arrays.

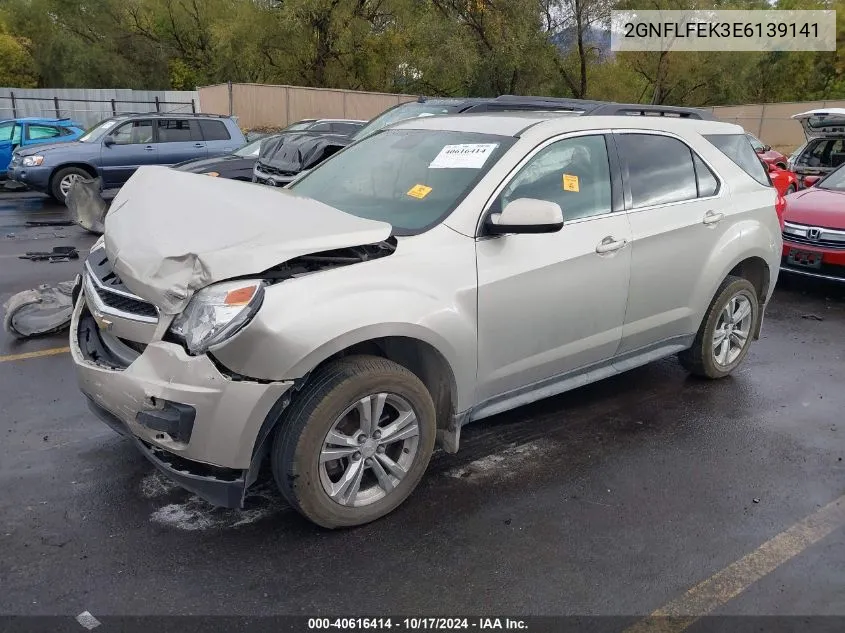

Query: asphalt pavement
[[1, 192, 843, 623]]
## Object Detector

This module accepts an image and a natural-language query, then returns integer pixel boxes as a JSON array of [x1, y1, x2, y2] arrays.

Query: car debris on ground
[[66, 178, 108, 235], [3, 279, 77, 338], [18, 246, 78, 262]]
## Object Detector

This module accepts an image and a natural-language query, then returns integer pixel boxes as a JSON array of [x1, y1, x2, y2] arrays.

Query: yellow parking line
[[625, 494, 845, 633], [0, 346, 70, 363]]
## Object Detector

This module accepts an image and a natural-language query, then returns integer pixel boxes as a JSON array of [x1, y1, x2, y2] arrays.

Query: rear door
[[198, 119, 237, 156], [615, 131, 726, 355], [100, 119, 156, 187], [156, 119, 206, 165]]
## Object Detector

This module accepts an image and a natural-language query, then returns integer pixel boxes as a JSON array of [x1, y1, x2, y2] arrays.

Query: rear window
[[705, 134, 770, 186], [198, 119, 231, 141]]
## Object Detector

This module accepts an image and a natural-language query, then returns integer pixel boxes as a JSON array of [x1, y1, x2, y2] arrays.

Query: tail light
[[775, 194, 786, 230]]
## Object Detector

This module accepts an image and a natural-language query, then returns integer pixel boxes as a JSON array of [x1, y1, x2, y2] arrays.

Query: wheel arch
[[48, 162, 98, 190]]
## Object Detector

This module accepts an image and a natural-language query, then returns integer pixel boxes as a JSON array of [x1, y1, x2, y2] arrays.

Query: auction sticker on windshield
[[563, 174, 580, 192], [407, 184, 433, 199], [430, 144, 499, 169]]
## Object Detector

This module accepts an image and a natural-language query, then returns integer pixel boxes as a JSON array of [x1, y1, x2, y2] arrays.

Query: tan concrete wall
[[198, 83, 416, 129], [710, 100, 845, 153], [200, 85, 845, 152]]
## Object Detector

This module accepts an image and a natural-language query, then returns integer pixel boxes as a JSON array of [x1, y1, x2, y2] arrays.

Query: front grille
[[783, 222, 845, 251], [98, 291, 158, 318], [85, 248, 158, 320], [782, 233, 845, 250], [256, 162, 295, 178]]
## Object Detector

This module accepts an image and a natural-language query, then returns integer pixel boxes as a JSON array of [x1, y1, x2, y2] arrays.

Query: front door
[[475, 133, 632, 404], [100, 119, 156, 187]]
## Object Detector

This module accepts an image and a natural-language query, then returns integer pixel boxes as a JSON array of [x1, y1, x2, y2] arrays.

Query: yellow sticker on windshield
[[563, 174, 579, 192], [407, 184, 433, 199]]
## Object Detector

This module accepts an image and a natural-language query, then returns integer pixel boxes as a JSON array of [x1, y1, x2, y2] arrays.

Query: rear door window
[[157, 119, 202, 142], [198, 119, 231, 141], [704, 133, 771, 186], [27, 125, 62, 141], [616, 133, 698, 207]]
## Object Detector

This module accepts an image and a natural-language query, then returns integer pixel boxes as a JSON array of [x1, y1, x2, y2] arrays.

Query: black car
[[252, 95, 715, 188], [174, 136, 272, 180]]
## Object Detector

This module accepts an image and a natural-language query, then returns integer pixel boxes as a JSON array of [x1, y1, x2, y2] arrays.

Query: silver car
[[71, 113, 782, 528]]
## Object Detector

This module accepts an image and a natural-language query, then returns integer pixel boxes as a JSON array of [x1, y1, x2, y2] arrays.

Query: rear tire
[[271, 355, 436, 529], [679, 276, 759, 379], [50, 166, 92, 204]]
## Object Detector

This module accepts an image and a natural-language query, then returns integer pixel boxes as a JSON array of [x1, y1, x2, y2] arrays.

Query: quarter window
[[704, 133, 770, 186], [618, 133, 698, 208], [110, 120, 153, 145], [198, 119, 231, 141], [497, 134, 612, 222]]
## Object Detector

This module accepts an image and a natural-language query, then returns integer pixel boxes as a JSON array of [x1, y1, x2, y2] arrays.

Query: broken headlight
[[22, 155, 45, 167], [169, 280, 265, 354]]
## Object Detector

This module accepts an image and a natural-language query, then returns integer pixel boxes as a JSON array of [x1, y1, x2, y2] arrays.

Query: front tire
[[272, 355, 436, 529], [50, 166, 91, 204], [679, 276, 759, 379]]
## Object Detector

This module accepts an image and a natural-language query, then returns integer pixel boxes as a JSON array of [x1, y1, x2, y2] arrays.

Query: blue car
[[7, 113, 245, 202], [0, 117, 84, 174]]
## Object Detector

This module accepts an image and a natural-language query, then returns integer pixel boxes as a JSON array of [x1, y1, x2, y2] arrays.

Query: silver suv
[[71, 113, 782, 528]]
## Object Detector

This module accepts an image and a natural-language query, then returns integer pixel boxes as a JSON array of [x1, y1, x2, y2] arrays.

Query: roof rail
[[588, 103, 715, 120]]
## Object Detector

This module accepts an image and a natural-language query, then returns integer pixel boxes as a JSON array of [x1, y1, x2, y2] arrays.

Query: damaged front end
[[253, 132, 350, 187]]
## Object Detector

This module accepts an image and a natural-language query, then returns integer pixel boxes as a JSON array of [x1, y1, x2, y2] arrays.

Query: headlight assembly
[[169, 280, 265, 354], [22, 155, 44, 167]]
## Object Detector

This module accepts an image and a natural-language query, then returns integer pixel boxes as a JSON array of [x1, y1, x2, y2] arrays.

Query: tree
[[0, 15, 37, 87]]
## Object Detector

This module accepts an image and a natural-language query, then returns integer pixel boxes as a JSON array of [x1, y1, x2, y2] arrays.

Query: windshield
[[234, 137, 270, 157], [289, 129, 514, 234], [285, 121, 314, 132], [79, 117, 123, 142], [351, 102, 459, 142], [817, 164, 845, 191]]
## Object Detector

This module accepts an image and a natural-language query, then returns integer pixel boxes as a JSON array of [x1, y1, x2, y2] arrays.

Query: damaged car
[[72, 110, 779, 528], [788, 108, 845, 187]]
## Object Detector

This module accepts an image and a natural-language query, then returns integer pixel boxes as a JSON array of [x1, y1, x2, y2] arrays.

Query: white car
[[72, 112, 782, 528]]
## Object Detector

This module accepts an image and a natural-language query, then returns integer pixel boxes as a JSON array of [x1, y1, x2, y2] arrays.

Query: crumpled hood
[[103, 166, 391, 315], [258, 132, 351, 174]]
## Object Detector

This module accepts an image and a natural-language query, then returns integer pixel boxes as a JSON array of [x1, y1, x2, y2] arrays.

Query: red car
[[768, 163, 799, 196], [747, 133, 789, 169], [780, 162, 845, 283]]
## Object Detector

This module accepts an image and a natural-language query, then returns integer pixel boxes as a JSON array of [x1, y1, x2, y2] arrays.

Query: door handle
[[703, 210, 724, 225], [595, 236, 627, 254], [143, 145, 155, 151], [193, 143, 204, 148]]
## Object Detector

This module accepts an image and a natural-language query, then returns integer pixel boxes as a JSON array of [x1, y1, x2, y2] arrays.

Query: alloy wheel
[[319, 393, 420, 507], [712, 293, 753, 367]]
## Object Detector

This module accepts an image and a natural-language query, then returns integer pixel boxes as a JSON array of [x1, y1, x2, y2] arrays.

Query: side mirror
[[102, 136, 115, 147], [485, 198, 564, 235], [803, 175, 821, 187]]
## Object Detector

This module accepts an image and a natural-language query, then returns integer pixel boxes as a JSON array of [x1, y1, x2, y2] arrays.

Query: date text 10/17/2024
[[308, 618, 528, 630]]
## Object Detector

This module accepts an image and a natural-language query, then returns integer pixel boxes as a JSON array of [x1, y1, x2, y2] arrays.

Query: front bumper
[[781, 239, 845, 283], [6, 164, 50, 191], [70, 287, 294, 507], [252, 162, 297, 188]]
